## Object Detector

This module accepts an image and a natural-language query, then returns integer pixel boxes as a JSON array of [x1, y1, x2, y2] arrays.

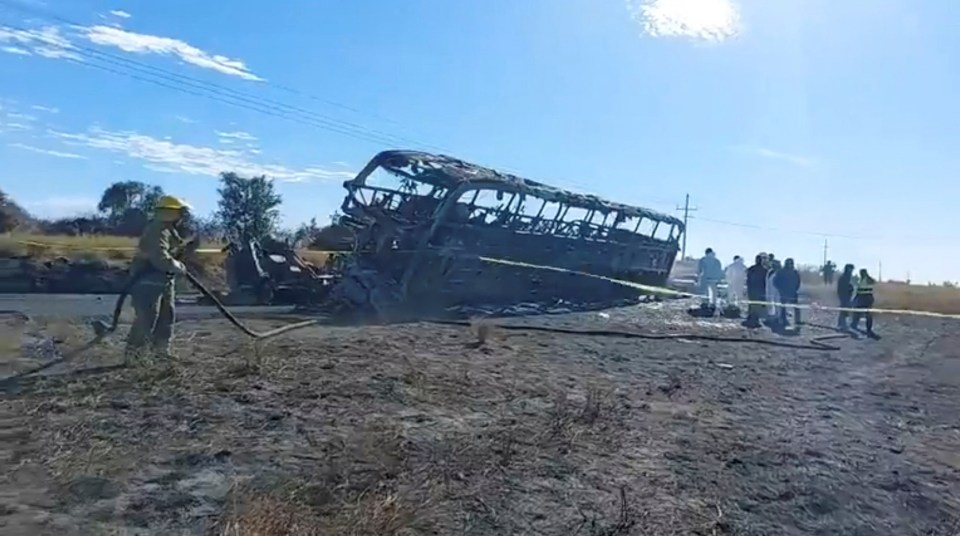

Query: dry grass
[[216, 488, 421, 536], [803, 280, 960, 315], [0, 232, 330, 267], [875, 282, 960, 315], [0, 233, 140, 261]]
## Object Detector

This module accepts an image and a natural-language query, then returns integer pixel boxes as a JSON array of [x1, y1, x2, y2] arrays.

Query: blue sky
[[0, 0, 957, 283]]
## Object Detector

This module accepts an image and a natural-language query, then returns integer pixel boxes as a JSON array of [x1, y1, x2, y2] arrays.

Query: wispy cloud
[[30, 104, 59, 113], [0, 25, 81, 59], [9, 142, 88, 159], [0, 103, 39, 131], [51, 127, 354, 182], [175, 115, 197, 124], [733, 145, 816, 168], [1, 45, 30, 55], [6, 112, 37, 122], [627, 0, 741, 42], [216, 130, 257, 142], [1, 22, 261, 81], [78, 25, 263, 81], [108, 10, 132, 19]]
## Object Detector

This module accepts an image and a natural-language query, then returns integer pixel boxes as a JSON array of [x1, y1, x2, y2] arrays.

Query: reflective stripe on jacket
[[855, 275, 875, 296]]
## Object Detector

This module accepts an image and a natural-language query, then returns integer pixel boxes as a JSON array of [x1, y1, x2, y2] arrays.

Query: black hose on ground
[[0, 269, 321, 391], [181, 271, 320, 339], [429, 320, 848, 351]]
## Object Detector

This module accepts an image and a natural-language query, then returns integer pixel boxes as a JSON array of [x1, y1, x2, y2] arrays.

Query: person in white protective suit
[[724, 255, 746, 307], [765, 254, 782, 319], [697, 247, 724, 307]]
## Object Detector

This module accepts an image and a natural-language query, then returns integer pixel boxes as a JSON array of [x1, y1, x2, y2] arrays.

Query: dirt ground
[[1, 301, 959, 535]]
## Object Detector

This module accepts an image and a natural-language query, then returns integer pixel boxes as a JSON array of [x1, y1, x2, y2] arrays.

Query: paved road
[[0, 293, 297, 319]]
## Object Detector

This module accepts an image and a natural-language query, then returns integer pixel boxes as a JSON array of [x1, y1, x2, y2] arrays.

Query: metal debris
[[202, 238, 335, 306]]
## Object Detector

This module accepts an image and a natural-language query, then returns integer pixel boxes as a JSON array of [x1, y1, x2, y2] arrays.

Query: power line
[[0, 19, 416, 148], [688, 214, 876, 241], [0, 0, 450, 152]]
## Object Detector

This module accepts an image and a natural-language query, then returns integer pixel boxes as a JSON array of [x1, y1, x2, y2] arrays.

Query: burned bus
[[330, 150, 684, 313]]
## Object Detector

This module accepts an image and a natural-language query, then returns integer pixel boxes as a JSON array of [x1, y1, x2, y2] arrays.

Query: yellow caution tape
[[11, 239, 959, 319]]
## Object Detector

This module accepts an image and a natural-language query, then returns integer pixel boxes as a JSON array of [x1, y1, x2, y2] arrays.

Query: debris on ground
[[198, 237, 337, 307]]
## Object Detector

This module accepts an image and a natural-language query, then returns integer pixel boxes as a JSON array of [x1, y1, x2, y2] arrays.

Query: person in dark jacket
[[773, 258, 802, 328], [744, 254, 769, 328], [822, 261, 837, 285], [836, 264, 855, 329], [851, 268, 878, 337]]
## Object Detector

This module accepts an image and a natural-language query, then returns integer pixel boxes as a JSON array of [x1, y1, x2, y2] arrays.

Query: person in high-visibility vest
[[850, 268, 878, 337]]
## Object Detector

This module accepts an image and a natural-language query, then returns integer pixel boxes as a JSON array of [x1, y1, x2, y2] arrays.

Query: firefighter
[[124, 195, 192, 360], [850, 268, 878, 337]]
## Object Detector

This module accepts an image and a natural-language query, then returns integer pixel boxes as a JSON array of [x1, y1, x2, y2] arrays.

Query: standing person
[[744, 254, 768, 328], [765, 255, 781, 322], [125, 195, 192, 361], [836, 264, 856, 329], [697, 247, 724, 308], [822, 261, 836, 285], [724, 255, 746, 307], [774, 258, 802, 328], [850, 268, 878, 337]]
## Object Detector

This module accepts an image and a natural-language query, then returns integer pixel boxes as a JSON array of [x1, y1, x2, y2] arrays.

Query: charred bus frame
[[337, 150, 684, 308]]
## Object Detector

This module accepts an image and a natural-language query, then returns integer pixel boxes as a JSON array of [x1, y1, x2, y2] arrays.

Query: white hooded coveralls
[[724, 258, 746, 306]]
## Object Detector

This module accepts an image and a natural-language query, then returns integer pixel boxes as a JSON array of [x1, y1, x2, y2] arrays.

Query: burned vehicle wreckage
[[312, 150, 685, 317]]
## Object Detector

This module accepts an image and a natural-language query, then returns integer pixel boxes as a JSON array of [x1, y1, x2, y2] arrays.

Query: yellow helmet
[[154, 195, 191, 211]]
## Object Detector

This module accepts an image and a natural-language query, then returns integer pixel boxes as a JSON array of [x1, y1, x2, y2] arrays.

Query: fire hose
[[0, 267, 321, 391], [430, 321, 848, 351]]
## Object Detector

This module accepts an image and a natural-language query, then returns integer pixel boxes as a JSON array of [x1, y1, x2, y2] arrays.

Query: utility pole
[[675, 194, 697, 260], [878, 260, 883, 282], [822, 239, 828, 267]]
